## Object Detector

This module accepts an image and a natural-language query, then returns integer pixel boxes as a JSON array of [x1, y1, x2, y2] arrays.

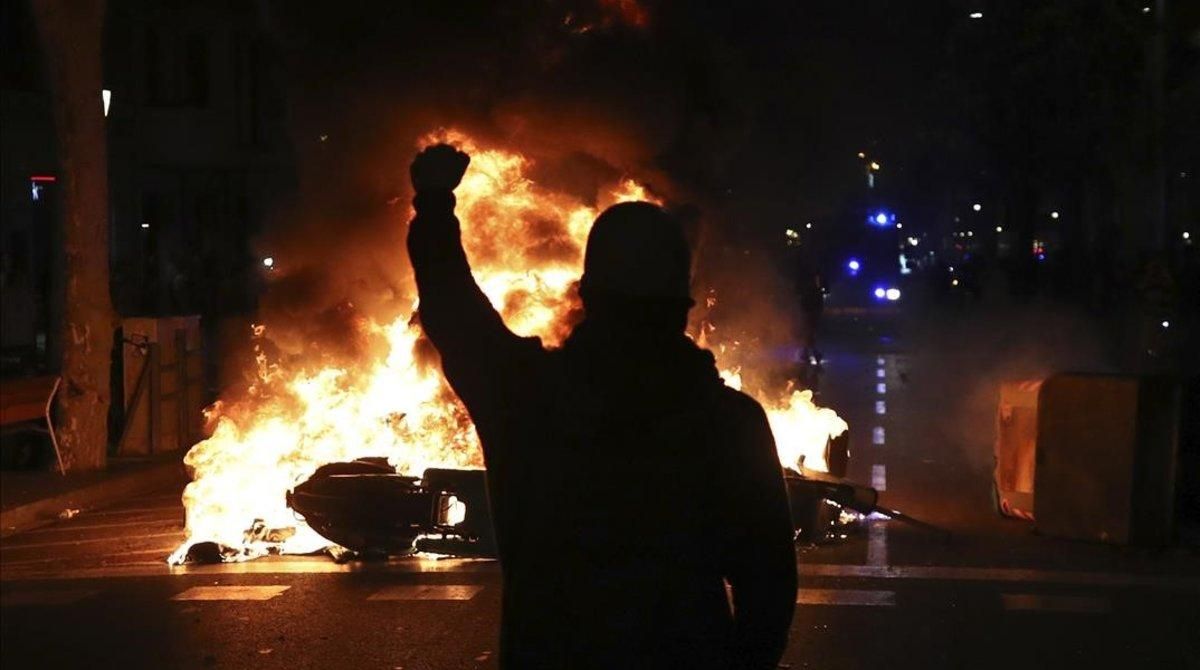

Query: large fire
[[168, 129, 847, 563]]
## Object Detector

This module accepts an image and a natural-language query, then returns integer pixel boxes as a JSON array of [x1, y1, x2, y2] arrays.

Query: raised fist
[[410, 143, 470, 192]]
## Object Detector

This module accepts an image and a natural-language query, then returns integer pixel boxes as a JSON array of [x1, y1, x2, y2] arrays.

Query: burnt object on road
[[787, 468, 949, 542], [289, 459, 938, 558], [287, 458, 496, 557]]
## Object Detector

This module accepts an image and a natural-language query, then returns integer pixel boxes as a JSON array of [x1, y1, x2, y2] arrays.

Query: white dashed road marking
[[872, 464, 887, 491], [867, 523, 888, 567], [875, 400, 886, 415], [876, 368, 886, 379], [1001, 594, 1112, 614], [872, 426, 886, 446], [798, 589, 896, 607], [367, 585, 484, 601], [876, 357, 886, 366], [876, 382, 886, 394], [172, 585, 290, 601]]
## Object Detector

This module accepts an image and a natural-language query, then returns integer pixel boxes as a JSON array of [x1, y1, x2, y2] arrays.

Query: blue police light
[[847, 258, 861, 273], [873, 287, 886, 299], [874, 213, 888, 225]]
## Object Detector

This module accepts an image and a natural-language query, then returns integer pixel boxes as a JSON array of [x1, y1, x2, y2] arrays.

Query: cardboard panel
[[1035, 374, 1178, 545]]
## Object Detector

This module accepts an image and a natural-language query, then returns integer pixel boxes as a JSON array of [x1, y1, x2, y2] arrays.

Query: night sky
[[260, 0, 959, 239]]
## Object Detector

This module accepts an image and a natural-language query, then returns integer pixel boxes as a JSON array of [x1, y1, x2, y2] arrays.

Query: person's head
[[579, 202, 693, 332]]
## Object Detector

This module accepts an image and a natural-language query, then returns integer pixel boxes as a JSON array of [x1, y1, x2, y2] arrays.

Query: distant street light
[[857, 152, 866, 159], [262, 257, 275, 269], [869, 161, 881, 171], [806, 222, 813, 229], [972, 203, 982, 212], [140, 222, 150, 230], [995, 226, 1003, 233], [102, 89, 111, 117], [895, 222, 903, 229], [1050, 211, 1060, 219], [969, 11, 984, 19], [1183, 231, 1191, 240]]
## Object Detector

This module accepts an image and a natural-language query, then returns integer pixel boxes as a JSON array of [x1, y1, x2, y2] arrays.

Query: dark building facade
[[1, 0, 294, 375]]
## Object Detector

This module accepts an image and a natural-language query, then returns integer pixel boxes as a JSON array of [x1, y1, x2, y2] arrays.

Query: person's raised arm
[[721, 396, 798, 669], [406, 144, 521, 386]]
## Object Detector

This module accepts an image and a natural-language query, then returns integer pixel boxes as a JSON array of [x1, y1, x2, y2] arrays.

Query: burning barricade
[[169, 130, 852, 565]]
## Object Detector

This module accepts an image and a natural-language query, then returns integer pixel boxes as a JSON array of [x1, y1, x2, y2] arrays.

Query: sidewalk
[[0, 455, 186, 539]]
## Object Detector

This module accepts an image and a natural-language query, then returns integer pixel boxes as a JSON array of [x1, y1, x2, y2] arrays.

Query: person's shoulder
[[713, 385, 770, 423]]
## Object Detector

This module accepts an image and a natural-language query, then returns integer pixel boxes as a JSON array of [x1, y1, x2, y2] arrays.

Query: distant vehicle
[[826, 209, 904, 307]]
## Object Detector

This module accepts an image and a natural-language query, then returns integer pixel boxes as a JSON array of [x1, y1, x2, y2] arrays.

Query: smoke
[[901, 290, 1115, 475], [238, 0, 798, 388]]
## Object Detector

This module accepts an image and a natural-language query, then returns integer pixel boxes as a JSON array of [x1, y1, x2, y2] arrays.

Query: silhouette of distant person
[[407, 144, 797, 669]]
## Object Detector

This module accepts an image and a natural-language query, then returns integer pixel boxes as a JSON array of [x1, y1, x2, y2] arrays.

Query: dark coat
[[408, 190, 797, 669]]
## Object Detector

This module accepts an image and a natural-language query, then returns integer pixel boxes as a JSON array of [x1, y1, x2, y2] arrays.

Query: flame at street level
[[169, 129, 846, 563]]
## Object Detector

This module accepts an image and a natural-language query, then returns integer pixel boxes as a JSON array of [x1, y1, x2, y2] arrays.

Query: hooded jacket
[[408, 189, 797, 669]]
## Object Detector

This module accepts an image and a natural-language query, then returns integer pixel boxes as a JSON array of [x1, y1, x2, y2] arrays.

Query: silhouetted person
[[407, 144, 797, 669]]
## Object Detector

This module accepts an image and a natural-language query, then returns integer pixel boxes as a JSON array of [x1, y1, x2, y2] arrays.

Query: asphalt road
[[3, 296, 1199, 669]]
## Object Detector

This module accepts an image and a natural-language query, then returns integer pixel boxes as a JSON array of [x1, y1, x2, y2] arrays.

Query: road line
[[867, 523, 888, 566], [1, 589, 98, 607], [876, 382, 886, 395], [172, 585, 290, 601], [872, 427, 885, 446], [1001, 594, 1111, 614], [796, 565, 1200, 589], [871, 465, 887, 491], [19, 518, 184, 535], [0, 531, 184, 551], [876, 356, 886, 366], [874, 400, 886, 415], [367, 585, 484, 601], [0, 546, 179, 568], [876, 368, 886, 379], [4, 559, 1197, 591], [797, 589, 895, 606], [72, 506, 181, 518]]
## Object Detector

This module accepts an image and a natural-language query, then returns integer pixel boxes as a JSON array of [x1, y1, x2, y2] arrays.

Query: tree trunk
[[32, 0, 114, 471]]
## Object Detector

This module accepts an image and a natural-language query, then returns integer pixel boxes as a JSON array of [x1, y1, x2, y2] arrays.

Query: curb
[[0, 461, 187, 539]]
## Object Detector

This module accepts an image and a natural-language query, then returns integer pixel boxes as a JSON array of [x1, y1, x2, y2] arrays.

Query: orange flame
[[169, 129, 844, 563]]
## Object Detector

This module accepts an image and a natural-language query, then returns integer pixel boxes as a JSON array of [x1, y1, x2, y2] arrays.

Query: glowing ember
[[168, 129, 846, 563]]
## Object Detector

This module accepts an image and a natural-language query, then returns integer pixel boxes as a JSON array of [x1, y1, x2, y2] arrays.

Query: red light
[[30, 175, 57, 183]]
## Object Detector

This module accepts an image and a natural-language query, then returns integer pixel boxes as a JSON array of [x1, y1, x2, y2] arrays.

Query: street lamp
[[1050, 211, 1060, 219], [972, 203, 982, 212], [969, 11, 984, 19]]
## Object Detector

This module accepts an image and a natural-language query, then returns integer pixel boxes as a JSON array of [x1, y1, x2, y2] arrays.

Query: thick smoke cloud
[[239, 0, 805, 398]]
